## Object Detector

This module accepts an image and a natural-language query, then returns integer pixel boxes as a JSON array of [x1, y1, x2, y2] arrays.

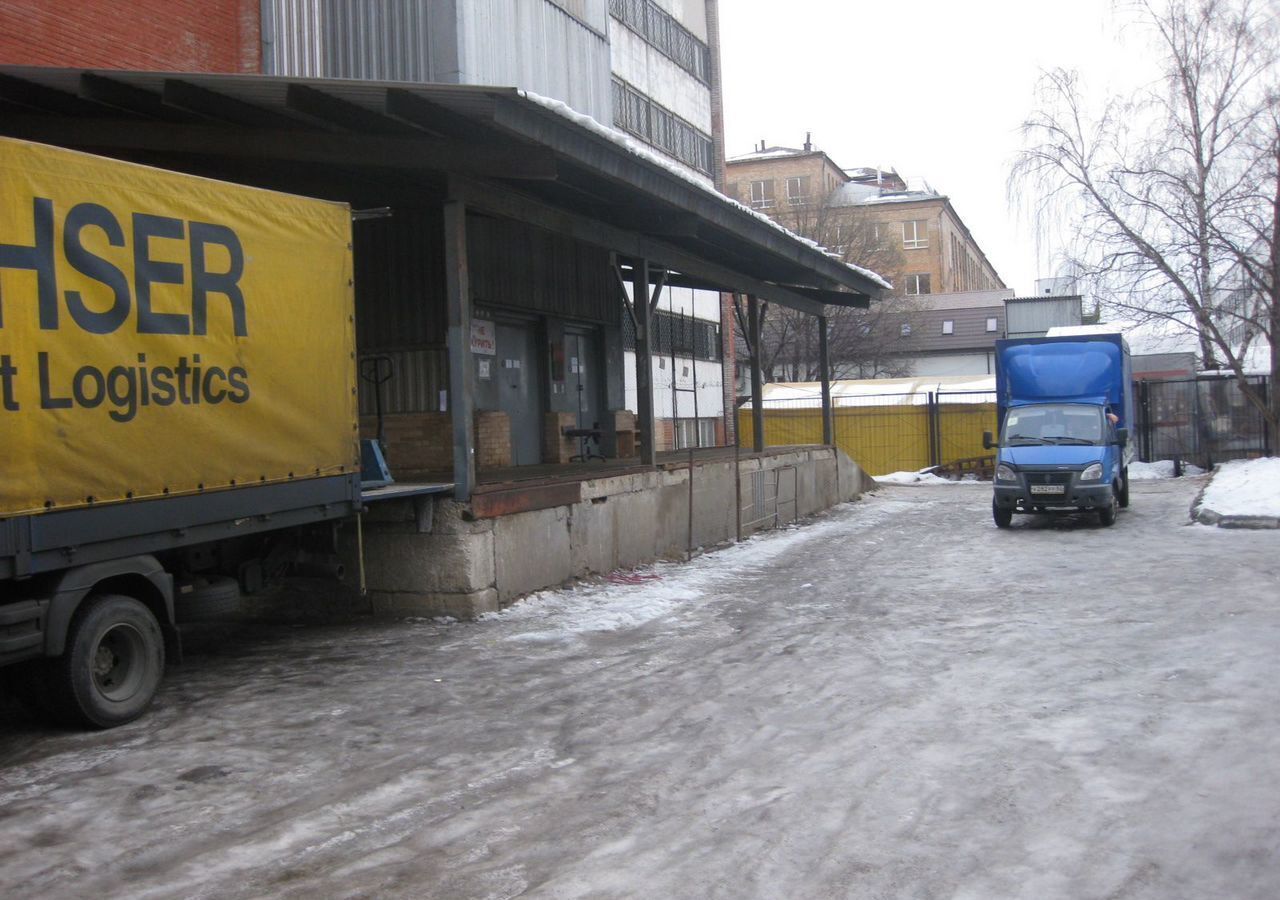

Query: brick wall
[[543, 412, 577, 464], [720, 291, 737, 444], [360, 413, 452, 480], [474, 411, 512, 470], [0, 0, 261, 73]]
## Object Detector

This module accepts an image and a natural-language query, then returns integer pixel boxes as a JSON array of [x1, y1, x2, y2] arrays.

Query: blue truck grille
[[1024, 471, 1074, 487]]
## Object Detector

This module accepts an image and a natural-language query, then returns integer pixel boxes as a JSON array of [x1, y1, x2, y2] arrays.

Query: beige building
[[726, 142, 1005, 298]]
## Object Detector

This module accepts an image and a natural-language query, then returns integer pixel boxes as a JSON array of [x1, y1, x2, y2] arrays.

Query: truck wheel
[[1098, 495, 1118, 527], [992, 501, 1013, 529], [1118, 467, 1130, 508], [48, 594, 165, 729]]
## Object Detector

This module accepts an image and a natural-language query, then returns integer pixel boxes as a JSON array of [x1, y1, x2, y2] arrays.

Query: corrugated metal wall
[[354, 208, 446, 350], [354, 208, 448, 415], [468, 215, 614, 323], [262, 0, 434, 80], [1006, 297, 1083, 338], [263, 0, 611, 114], [458, 0, 611, 122]]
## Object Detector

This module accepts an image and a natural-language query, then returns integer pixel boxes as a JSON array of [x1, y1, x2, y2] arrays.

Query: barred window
[[611, 78, 714, 175], [622, 308, 722, 362], [609, 0, 711, 84]]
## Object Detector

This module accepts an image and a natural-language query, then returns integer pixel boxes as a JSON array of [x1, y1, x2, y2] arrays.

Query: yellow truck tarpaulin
[[0, 137, 357, 517]]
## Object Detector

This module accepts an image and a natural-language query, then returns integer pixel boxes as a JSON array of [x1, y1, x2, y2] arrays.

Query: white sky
[[719, 0, 1165, 295]]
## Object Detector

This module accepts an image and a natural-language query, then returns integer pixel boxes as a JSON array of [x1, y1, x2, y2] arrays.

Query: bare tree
[[737, 197, 919, 384], [1012, 0, 1279, 438]]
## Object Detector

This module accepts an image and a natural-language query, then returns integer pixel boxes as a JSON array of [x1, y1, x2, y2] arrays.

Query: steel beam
[[819, 315, 834, 446], [632, 260, 658, 466], [443, 196, 476, 500], [748, 294, 764, 454]]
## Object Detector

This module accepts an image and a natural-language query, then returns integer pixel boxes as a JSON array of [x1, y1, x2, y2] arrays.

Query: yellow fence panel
[[738, 400, 998, 477]]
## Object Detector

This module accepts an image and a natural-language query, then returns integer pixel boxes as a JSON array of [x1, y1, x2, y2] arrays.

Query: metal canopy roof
[[0, 66, 885, 314]]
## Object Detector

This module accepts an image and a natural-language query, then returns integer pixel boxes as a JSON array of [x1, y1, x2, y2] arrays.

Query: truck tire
[[992, 500, 1013, 529], [1098, 494, 1118, 527], [47, 594, 165, 729], [1118, 467, 1130, 508], [174, 575, 241, 622]]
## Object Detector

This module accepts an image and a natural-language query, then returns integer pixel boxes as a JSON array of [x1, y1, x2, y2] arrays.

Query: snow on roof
[[727, 146, 807, 161], [828, 182, 944, 208], [518, 91, 892, 292], [761, 375, 994, 407]]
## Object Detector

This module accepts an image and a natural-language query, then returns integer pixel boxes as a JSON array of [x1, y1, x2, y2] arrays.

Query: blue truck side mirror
[[983, 431, 995, 450], [1116, 427, 1129, 446]]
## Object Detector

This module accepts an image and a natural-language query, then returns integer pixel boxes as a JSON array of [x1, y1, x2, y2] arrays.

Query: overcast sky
[[719, 0, 1163, 295]]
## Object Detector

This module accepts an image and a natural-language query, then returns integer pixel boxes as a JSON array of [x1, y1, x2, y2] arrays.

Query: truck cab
[[985, 334, 1134, 528]]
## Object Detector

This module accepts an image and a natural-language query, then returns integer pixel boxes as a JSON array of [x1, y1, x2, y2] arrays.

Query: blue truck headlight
[[996, 464, 1018, 483], [1080, 463, 1103, 481]]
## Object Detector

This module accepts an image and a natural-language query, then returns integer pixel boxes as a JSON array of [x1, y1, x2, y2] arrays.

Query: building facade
[[251, 0, 729, 450], [725, 143, 1005, 299]]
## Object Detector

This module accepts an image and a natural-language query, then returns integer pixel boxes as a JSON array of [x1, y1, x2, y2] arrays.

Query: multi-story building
[[726, 141, 1005, 299], [256, 0, 732, 450]]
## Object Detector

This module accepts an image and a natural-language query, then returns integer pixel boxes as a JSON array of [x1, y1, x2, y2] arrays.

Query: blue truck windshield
[[1002, 403, 1105, 446]]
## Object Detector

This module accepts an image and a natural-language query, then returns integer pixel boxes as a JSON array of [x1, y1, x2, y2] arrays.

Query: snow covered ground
[[1196, 457, 1280, 519], [2, 479, 1278, 899]]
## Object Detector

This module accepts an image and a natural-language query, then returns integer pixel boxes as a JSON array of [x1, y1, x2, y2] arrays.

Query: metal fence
[[738, 388, 997, 476], [1135, 375, 1272, 468], [736, 374, 1272, 476]]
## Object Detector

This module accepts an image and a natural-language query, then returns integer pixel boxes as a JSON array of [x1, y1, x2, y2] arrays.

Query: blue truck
[[984, 333, 1134, 528]]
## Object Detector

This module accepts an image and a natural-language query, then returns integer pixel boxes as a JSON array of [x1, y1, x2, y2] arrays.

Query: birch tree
[[1013, 0, 1279, 438]]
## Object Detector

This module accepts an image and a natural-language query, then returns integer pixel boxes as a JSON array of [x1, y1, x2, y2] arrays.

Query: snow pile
[[1128, 460, 1206, 480], [517, 90, 892, 291], [1198, 458, 1280, 517], [875, 470, 960, 485]]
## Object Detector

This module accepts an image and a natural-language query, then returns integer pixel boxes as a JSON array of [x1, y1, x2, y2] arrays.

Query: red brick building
[[0, 0, 259, 73]]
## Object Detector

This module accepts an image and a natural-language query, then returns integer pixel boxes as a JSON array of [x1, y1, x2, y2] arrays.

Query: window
[[900, 322, 912, 336], [675, 417, 718, 449], [785, 175, 810, 205], [624, 309, 722, 362], [750, 180, 776, 209], [611, 78, 714, 175], [903, 219, 929, 249], [986, 317, 999, 333], [942, 320, 954, 335], [905, 273, 931, 295], [609, 0, 711, 84]]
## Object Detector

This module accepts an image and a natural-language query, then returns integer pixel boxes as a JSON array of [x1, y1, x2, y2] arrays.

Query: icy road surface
[[3, 478, 1279, 899]]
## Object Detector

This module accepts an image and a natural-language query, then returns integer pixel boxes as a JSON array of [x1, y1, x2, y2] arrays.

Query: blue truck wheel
[[993, 500, 1013, 528]]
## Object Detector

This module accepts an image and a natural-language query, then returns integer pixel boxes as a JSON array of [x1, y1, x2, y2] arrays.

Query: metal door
[[496, 323, 542, 465], [564, 331, 599, 430]]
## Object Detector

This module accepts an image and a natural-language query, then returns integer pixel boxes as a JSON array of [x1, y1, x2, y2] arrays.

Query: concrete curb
[[1190, 473, 1280, 529]]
